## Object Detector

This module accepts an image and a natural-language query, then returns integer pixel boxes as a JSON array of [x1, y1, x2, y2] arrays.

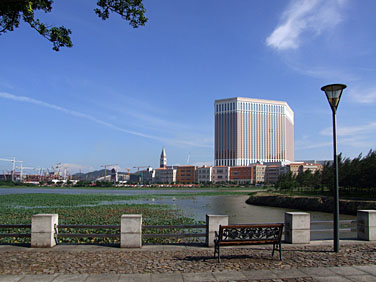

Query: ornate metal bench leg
[[218, 246, 221, 263], [279, 242, 282, 261]]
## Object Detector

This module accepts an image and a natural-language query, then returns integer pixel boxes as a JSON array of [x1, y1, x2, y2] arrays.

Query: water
[[0, 187, 356, 240]]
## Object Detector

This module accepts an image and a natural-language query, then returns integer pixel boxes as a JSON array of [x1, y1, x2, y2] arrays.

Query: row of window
[[216, 102, 285, 114]]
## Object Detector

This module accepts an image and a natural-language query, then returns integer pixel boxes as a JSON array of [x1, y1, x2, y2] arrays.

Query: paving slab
[[347, 275, 376, 282], [353, 265, 376, 276], [51, 274, 88, 282], [212, 271, 248, 281], [327, 266, 369, 276], [118, 273, 151, 282], [270, 268, 307, 279], [151, 273, 184, 282], [0, 275, 24, 282], [182, 272, 216, 282], [19, 275, 57, 282], [299, 267, 337, 277], [242, 270, 279, 280], [313, 276, 353, 282], [85, 274, 120, 282]]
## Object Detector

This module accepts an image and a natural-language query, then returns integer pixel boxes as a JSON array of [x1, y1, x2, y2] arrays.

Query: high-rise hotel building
[[215, 97, 294, 166]]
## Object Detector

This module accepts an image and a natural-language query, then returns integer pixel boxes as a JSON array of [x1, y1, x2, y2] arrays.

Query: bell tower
[[160, 147, 167, 168]]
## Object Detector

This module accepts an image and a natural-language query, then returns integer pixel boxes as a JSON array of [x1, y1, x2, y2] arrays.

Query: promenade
[[0, 240, 375, 281]]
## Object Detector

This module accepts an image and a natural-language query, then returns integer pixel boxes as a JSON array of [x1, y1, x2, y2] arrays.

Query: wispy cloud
[[0, 92, 211, 148], [349, 87, 376, 104], [320, 122, 376, 137], [284, 60, 358, 81], [266, 0, 347, 50], [295, 140, 332, 150]]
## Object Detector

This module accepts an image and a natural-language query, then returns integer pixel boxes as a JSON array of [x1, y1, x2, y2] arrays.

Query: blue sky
[[1, 0, 376, 174]]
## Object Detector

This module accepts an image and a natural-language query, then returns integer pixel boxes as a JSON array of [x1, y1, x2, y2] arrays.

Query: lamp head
[[321, 84, 347, 111]]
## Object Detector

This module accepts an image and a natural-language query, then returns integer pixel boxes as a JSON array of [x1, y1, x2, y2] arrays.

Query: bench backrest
[[218, 223, 284, 243]]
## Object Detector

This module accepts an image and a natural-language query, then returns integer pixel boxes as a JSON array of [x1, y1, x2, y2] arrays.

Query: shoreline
[[246, 193, 376, 215]]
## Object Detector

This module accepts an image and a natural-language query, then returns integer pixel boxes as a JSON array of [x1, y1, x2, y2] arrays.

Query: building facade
[[196, 166, 212, 183], [176, 165, 196, 184], [154, 168, 176, 184], [265, 165, 281, 184], [229, 166, 253, 184], [215, 97, 294, 166], [252, 163, 266, 184], [212, 166, 229, 183]]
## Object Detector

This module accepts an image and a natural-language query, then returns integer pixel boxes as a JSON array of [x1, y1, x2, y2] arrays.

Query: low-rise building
[[283, 162, 323, 177], [229, 166, 253, 184], [196, 165, 212, 183], [300, 163, 323, 174], [252, 163, 266, 184], [176, 165, 196, 184], [286, 163, 303, 176], [154, 167, 176, 184], [265, 165, 281, 184], [212, 166, 229, 184]]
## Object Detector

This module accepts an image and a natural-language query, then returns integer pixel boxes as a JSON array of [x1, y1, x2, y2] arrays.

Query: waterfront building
[[229, 166, 253, 184], [212, 166, 229, 184], [281, 162, 323, 177], [196, 165, 212, 183], [160, 147, 167, 168], [134, 167, 154, 184], [214, 97, 294, 166], [264, 165, 281, 184], [176, 165, 196, 184], [252, 163, 266, 184], [154, 167, 176, 184], [300, 163, 323, 174], [286, 162, 302, 176]]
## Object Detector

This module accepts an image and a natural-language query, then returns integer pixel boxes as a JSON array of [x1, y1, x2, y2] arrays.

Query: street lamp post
[[321, 83, 347, 253]]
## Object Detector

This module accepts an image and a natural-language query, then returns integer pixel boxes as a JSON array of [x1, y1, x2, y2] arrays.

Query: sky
[[1, 0, 376, 174]]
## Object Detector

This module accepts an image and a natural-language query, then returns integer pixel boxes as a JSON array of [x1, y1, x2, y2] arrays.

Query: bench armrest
[[214, 231, 219, 239]]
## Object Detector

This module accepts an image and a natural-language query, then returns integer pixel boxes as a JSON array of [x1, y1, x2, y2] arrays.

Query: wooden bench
[[214, 223, 284, 262]]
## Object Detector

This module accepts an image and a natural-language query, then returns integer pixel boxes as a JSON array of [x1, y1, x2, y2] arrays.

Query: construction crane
[[101, 164, 118, 181], [133, 166, 151, 172], [15, 166, 42, 182], [0, 157, 22, 181]]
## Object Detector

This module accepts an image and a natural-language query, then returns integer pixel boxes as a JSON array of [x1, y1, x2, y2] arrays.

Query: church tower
[[160, 147, 167, 168]]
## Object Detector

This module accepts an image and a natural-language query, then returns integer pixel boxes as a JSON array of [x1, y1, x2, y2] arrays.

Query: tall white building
[[215, 97, 294, 166]]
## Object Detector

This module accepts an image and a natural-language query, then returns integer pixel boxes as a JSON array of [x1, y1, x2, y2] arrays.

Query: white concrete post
[[206, 214, 228, 247], [357, 210, 376, 241], [121, 214, 142, 248], [31, 214, 58, 248], [285, 212, 310, 244]]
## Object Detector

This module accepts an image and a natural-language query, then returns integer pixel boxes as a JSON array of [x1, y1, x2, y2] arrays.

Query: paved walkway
[[0, 241, 375, 281], [1, 265, 376, 282]]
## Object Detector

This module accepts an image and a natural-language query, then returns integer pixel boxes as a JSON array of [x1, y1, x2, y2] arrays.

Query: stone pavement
[[0, 241, 376, 281], [1, 265, 376, 282]]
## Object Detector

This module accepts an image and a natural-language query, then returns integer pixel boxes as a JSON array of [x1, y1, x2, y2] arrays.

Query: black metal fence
[[311, 220, 357, 240], [0, 224, 31, 239]]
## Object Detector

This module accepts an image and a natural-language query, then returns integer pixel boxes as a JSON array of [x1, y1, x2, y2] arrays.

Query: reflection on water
[[101, 195, 356, 240], [1, 188, 356, 240]]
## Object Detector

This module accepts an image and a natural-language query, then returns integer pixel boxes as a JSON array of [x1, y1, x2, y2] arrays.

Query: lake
[[0, 187, 356, 240]]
